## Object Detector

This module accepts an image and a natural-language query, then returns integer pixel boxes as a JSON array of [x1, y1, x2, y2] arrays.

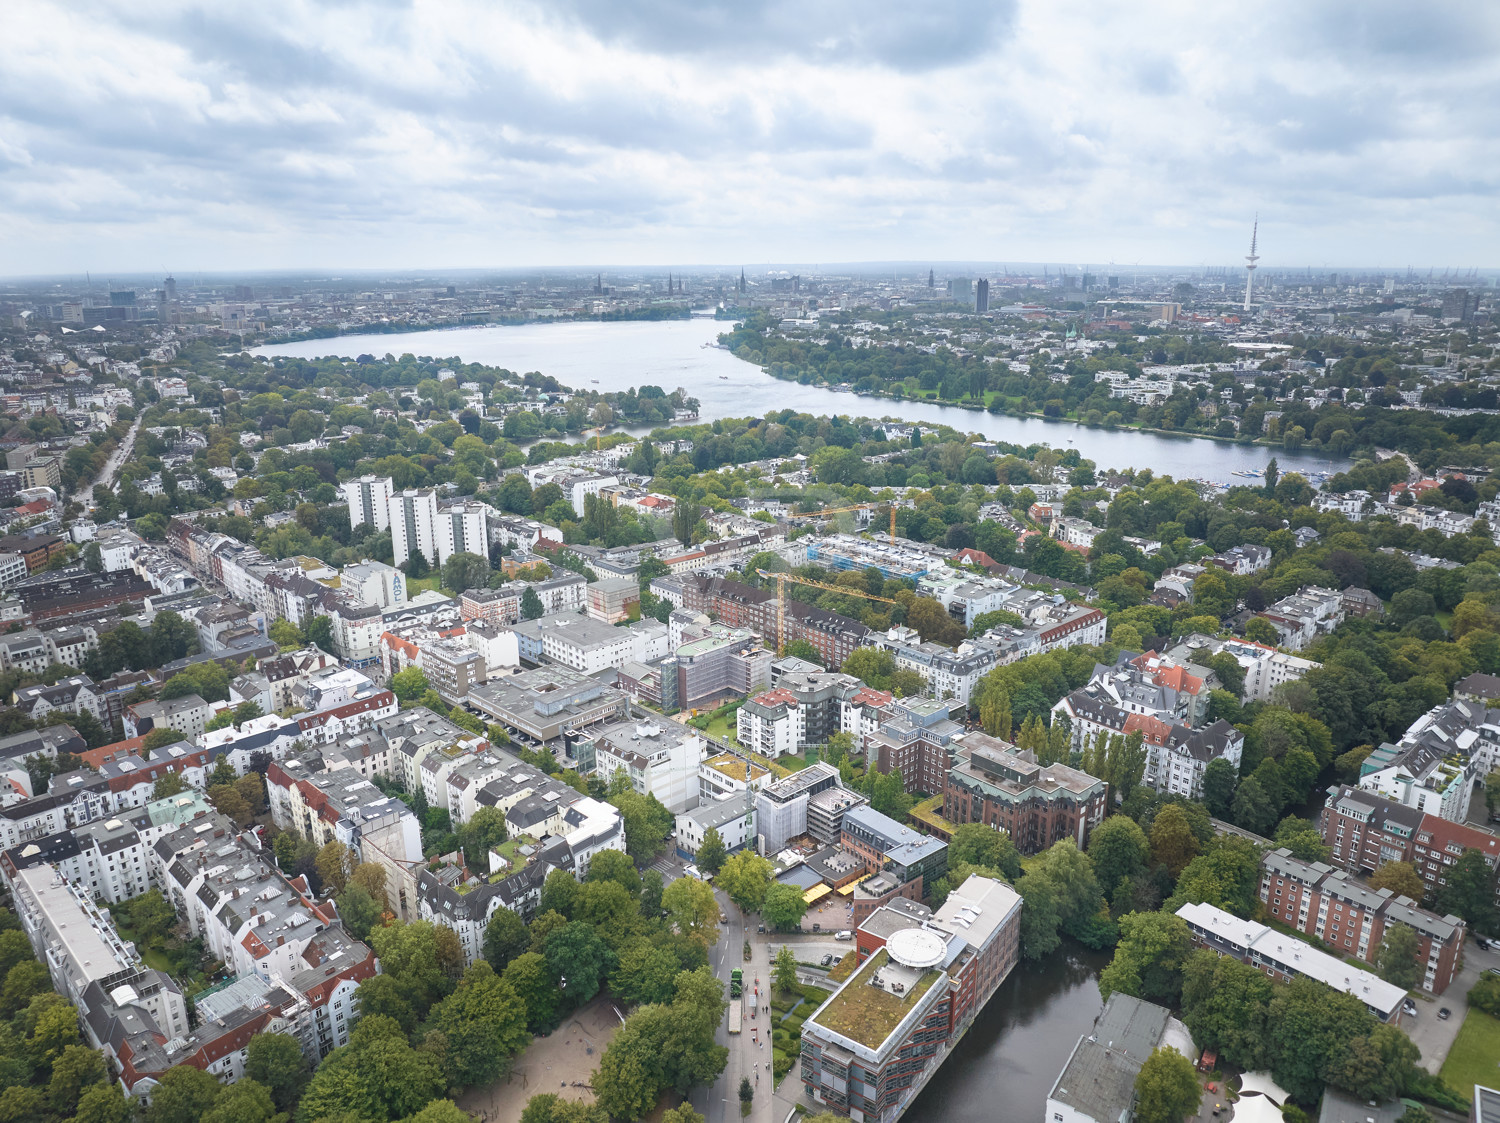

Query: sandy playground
[[458, 996, 623, 1123]]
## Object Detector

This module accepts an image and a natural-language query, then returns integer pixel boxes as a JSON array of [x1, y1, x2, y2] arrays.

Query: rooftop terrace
[[812, 947, 939, 1051]]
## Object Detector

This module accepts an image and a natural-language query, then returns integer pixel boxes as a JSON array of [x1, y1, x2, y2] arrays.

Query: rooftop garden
[[811, 949, 939, 1050]]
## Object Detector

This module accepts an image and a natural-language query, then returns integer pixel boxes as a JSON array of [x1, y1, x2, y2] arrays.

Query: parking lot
[[1406, 936, 1498, 1072]]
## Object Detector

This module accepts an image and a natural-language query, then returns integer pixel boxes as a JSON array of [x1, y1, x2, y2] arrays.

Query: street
[[1405, 935, 1499, 1073]]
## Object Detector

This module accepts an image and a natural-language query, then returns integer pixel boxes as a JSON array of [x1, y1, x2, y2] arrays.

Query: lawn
[[769, 983, 826, 1085], [775, 754, 810, 773], [404, 574, 445, 597], [703, 714, 738, 743], [1440, 1008, 1500, 1092], [812, 950, 938, 1050]]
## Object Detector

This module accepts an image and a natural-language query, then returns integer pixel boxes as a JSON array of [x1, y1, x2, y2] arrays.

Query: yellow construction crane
[[755, 568, 899, 652], [788, 503, 898, 540]]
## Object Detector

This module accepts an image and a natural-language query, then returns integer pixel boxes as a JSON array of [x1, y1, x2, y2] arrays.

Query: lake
[[256, 319, 1344, 484]]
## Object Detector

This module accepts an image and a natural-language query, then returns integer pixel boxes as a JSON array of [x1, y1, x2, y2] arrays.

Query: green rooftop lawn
[[812, 949, 938, 1049], [1440, 1007, 1500, 1094], [488, 835, 539, 877]]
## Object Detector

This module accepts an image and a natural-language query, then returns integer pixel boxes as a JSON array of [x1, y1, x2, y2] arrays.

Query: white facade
[[389, 488, 440, 568], [594, 722, 706, 813], [439, 501, 491, 564], [342, 475, 393, 532], [341, 560, 406, 610]]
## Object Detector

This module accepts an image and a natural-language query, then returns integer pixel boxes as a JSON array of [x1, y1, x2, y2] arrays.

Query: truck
[[748, 991, 758, 1017], [728, 1002, 742, 1034], [730, 969, 743, 999]]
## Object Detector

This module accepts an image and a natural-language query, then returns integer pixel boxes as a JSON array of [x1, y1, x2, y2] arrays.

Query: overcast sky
[[4, 0, 1498, 275]]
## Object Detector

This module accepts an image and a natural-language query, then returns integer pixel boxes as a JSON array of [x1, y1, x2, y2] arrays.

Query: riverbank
[[747, 360, 1336, 459]]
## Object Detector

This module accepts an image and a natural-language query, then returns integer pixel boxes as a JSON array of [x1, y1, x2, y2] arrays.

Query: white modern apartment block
[[390, 488, 440, 568], [439, 501, 491, 563], [342, 475, 394, 531]]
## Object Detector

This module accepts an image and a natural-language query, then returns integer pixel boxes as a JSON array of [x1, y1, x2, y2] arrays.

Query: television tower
[[1243, 215, 1260, 312]]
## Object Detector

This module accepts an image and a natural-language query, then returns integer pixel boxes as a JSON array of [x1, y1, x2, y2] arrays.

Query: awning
[[803, 884, 833, 905], [836, 873, 874, 897]]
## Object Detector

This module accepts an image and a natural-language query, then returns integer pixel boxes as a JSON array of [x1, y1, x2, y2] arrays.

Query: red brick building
[[1320, 784, 1500, 907], [942, 731, 1108, 855], [1260, 847, 1466, 994], [678, 574, 869, 668]]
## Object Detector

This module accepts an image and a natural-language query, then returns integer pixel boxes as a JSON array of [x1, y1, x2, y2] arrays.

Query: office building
[[942, 732, 1107, 854]]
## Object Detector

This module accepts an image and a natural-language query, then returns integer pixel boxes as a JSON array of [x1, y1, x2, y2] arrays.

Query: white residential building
[[389, 488, 440, 569], [438, 501, 492, 563], [342, 475, 394, 532], [592, 720, 706, 813]]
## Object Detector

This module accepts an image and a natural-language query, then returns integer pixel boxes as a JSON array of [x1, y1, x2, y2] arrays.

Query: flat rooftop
[[810, 947, 939, 1051]]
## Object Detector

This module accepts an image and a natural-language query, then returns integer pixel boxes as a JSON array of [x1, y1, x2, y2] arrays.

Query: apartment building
[[840, 805, 949, 920], [341, 558, 406, 610], [755, 762, 844, 855], [122, 693, 213, 742], [586, 576, 640, 623], [1259, 847, 1465, 993], [1166, 634, 1318, 703], [591, 719, 706, 813], [1321, 784, 1500, 907], [341, 474, 394, 531], [1177, 901, 1404, 1022], [867, 698, 967, 795], [1253, 585, 1345, 652], [389, 487, 441, 568]]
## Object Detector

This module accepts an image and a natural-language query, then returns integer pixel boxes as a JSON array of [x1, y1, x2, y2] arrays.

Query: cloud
[[0, 0, 1497, 273]]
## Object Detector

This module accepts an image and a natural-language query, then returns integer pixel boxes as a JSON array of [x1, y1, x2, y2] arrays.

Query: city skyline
[[5, 1, 1500, 273]]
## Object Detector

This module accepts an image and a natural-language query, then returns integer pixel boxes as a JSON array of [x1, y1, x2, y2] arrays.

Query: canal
[[255, 320, 1344, 484], [906, 943, 1112, 1122]]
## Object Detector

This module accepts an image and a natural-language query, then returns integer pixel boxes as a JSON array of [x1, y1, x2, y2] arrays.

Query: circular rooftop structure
[[886, 927, 947, 969]]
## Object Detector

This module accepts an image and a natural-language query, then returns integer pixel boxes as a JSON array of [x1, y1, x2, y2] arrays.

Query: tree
[[146, 1065, 222, 1123], [428, 960, 530, 1088], [585, 848, 641, 896], [298, 1015, 445, 1123], [611, 938, 681, 1008], [1133, 1047, 1201, 1123], [201, 1080, 277, 1123], [1368, 861, 1426, 902], [46, 1043, 105, 1117], [1230, 775, 1277, 837], [1099, 912, 1192, 1006], [208, 783, 251, 825], [521, 586, 545, 620], [1201, 758, 1237, 819], [673, 499, 702, 547], [74, 1083, 130, 1123], [1243, 617, 1280, 646], [483, 907, 531, 973], [662, 876, 719, 946], [695, 827, 728, 876], [1375, 924, 1421, 989], [390, 666, 430, 705], [739, 1076, 753, 1106], [1087, 816, 1150, 897], [1470, 972, 1500, 1018], [268, 618, 304, 651], [661, 1108, 705, 1123], [1435, 848, 1499, 933], [244, 1031, 311, 1112], [520, 1095, 609, 1123], [773, 945, 798, 993], [715, 850, 773, 913], [405, 1102, 478, 1123], [545, 922, 613, 1010], [124, 888, 176, 942], [762, 883, 809, 932], [458, 806, 509, 871], [1272, 817, 1330, 863], [442, 551, 492, 594], [142, 727, 185, 755], [336, 884, 382, 940], [949, 823, 1022, 880], [315, 841, 353, 896], [151, 770, 186, 799], [1149, 804, 1199, 878], [1018, 839, 1104, 959], [368, 921, 453, 1023]]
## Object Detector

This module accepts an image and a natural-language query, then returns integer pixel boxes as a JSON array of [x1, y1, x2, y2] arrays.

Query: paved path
[[1407, 936, 1498, 1073]]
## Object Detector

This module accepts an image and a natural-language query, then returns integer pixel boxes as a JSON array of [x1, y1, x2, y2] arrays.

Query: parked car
[[757, 924, 766, 934], [821, 954, 833, 967], [1438, 1008, 1451, 1020], [1476, 936, 1494, 951], [1402, 999, 1418, 1017], [835, 930, 853, 941]]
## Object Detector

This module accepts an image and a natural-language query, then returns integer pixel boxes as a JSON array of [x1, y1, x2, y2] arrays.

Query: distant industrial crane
[[788, 503, 898, 541], [754, 568, 899, 652]]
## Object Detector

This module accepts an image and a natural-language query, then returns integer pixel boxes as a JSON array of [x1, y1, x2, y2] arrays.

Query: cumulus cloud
[[0, 0, 1497, 272]]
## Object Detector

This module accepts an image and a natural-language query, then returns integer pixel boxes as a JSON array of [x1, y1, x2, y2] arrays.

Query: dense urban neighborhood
[[2, 267, 1500, 1123]]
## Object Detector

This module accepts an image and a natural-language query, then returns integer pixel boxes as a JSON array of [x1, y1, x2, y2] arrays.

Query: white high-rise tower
[[1243, 216, 1260, 313]]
